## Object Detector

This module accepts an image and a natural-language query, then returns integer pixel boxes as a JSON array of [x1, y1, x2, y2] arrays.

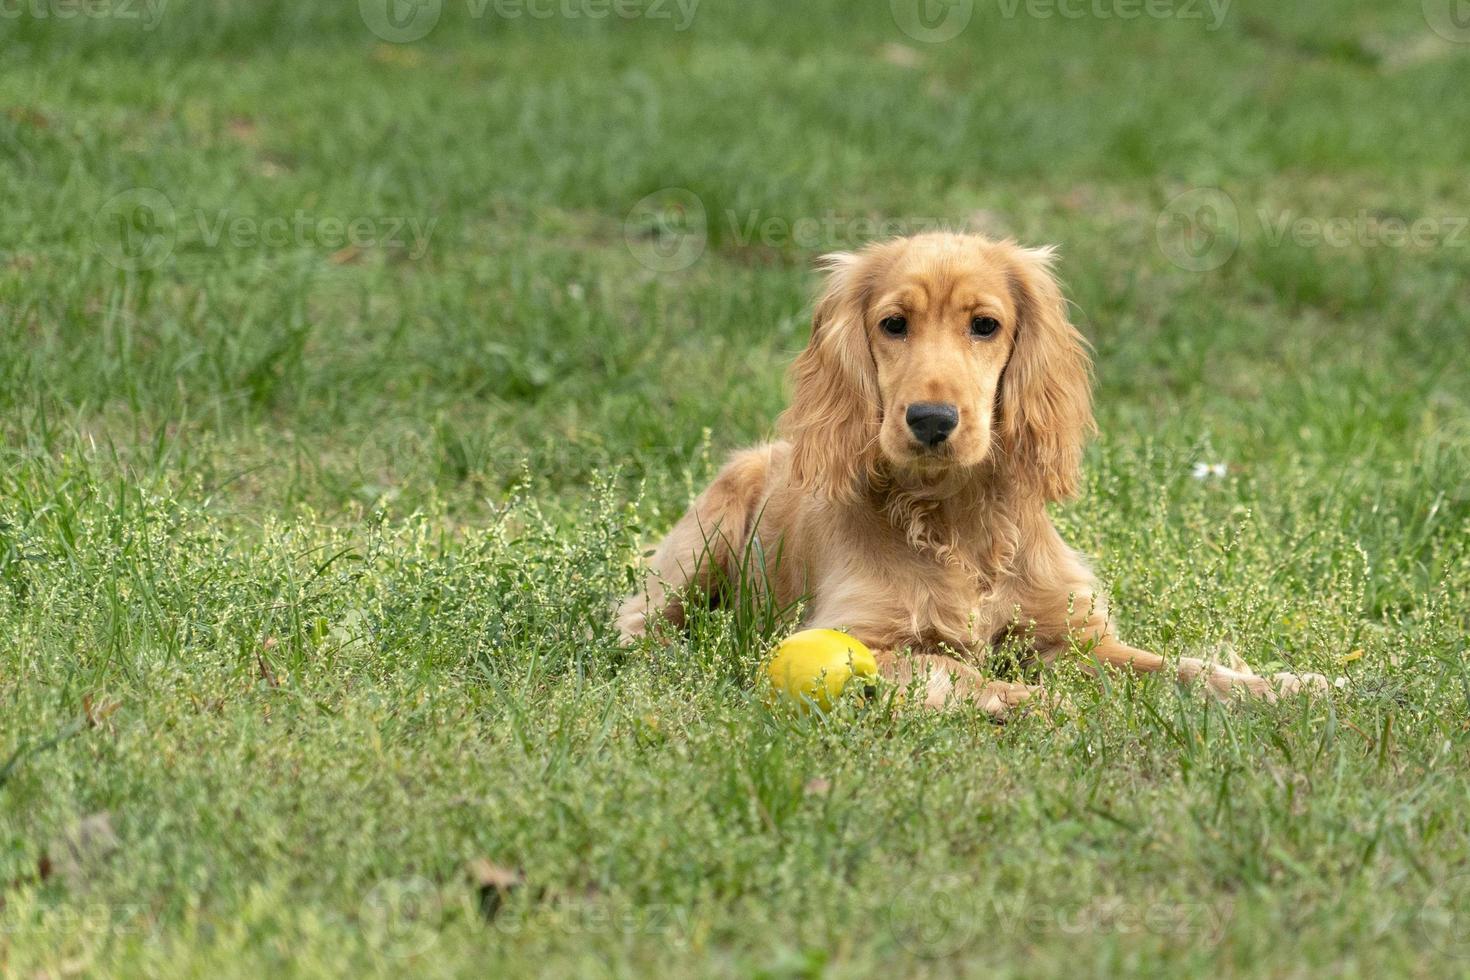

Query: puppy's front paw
[[967, 680, 1072, 721], [1270, 671, 1331, 696], [613, 599, 648, 645], [1183, 652, 1331, 703]]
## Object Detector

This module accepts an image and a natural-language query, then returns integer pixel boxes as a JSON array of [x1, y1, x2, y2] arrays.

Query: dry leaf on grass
[[83, 694, 122, 728], [5, 106, 49, 128], [256, 637, 280, 688], [227, 117, 259, 144]]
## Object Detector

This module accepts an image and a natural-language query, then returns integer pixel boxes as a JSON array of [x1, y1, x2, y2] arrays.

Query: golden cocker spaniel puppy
[[618, 232, 1326, 714]]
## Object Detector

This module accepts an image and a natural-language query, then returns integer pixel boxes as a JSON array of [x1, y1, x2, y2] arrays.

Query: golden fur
[[617, 232, 1326, 714]]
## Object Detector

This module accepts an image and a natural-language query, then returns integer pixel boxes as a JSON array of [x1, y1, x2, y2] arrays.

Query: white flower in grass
[[1192, 462, 1228, 481]]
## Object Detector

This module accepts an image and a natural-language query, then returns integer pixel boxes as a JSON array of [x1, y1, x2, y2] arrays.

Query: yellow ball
[[764, 629, 879, 710]]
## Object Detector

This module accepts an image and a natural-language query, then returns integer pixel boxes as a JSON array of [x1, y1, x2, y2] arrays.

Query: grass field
[[3, 1, 1470, 975]]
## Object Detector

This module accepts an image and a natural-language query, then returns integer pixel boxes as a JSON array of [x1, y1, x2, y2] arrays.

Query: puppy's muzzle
[[905, 402, 959, 448]]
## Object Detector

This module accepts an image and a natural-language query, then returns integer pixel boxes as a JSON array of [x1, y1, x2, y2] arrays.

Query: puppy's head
[[781, 232, 1094, 501]]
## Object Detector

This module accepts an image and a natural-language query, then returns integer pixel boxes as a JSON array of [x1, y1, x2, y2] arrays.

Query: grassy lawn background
[[2, 1, 1469, 975]]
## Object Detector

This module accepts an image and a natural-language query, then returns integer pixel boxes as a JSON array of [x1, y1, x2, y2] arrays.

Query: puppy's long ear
[[779, 252, 881, 502], [998, 245, 1095, 501]]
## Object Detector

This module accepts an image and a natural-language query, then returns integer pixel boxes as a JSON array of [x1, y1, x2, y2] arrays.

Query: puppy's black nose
[[905, 402, 959, 448]]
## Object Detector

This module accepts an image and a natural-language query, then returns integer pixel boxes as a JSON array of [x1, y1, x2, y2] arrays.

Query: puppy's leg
[[1094, 637, 1329, 700], [616, 447, 772, 642], [1029, 591, 1329, 700], [873, 649, 1041, 718]]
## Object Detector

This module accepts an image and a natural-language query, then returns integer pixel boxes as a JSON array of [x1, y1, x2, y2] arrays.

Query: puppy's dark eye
[[880, 315, 908, 338], [971, 316, 1001, 338]]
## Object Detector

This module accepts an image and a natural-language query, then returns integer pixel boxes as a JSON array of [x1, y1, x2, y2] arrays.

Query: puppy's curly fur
[[618, 233, 1325, 713]]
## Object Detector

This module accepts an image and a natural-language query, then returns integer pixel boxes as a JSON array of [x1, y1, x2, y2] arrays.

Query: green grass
[[3, 1, 1470, 975]]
